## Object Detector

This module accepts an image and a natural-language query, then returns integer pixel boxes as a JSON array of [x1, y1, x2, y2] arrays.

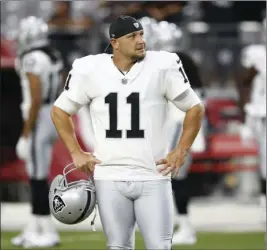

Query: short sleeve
[[164, 53, 191, 101], [241, 46, 254, 68], [63, 59, 91, 105], [22, 53, 48, 75]]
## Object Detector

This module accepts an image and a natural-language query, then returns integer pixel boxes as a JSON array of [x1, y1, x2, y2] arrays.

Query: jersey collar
[[109, 55, 145, 83]]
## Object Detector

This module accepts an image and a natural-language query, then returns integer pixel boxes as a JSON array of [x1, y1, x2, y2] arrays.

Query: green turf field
[[1, 231, 265, 249]]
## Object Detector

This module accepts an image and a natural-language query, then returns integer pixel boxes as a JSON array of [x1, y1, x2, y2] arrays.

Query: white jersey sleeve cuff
[[171, 87, 202, 112], [54, 92, 83, 115]]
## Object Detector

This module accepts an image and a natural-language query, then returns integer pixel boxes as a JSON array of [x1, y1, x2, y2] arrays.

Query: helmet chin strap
[[90, 205, 98, 231]]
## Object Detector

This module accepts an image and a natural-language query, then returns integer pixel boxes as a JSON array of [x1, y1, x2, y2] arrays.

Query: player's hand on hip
[[16, 136, 30, 161], [156, 148, 188, 176], [71, 150, 101, 173]]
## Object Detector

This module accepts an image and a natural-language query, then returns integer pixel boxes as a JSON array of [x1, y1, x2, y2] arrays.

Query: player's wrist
[[70, 147, 83, 155], [174, 146, 190, 155]]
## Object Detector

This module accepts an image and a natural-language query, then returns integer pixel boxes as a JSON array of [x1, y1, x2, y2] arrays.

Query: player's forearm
[[22, 100, 41, 137], [51, 106, 82, 155], [176, 103, 205, 151]]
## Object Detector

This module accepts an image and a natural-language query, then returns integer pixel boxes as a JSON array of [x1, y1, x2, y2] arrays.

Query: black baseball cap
[[109, 15, 143, 39], [104, 15, 143, 52]]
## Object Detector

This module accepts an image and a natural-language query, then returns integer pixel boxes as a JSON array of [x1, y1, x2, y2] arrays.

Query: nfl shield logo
[[133, 23, 139, 29], [122, 78, 128, 84]]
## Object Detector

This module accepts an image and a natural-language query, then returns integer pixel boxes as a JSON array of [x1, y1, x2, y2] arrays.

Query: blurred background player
[[139, 16, 206, 245], [238, 17, 266, 222], [12, 16, 64, 248]]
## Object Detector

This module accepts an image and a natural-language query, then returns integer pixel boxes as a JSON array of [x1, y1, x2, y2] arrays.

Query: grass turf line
[[1, 231, 265, 250]]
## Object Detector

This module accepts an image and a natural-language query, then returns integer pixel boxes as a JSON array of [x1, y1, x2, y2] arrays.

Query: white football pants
[[254, 117, 266, 178], [258, 118, 266, 178], [95, 179, 174, 250], [245, 115, 266, 178], [26, 105, 58, 179]]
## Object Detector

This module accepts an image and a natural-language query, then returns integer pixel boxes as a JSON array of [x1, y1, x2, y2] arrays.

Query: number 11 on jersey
[[105, 92, 145, 139]]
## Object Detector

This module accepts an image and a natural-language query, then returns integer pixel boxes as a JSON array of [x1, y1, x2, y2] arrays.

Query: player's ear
[[110, 38, 119, 50]]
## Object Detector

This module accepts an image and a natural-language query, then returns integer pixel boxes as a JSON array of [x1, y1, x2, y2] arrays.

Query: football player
[[140, 17, 205, 245], [51, 15, 205, 249], [12, 16, 63, 248], [239, 18, 266, 221]]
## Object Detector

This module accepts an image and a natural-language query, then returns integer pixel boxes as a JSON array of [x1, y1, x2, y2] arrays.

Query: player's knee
[[35, 172, 49, 180]]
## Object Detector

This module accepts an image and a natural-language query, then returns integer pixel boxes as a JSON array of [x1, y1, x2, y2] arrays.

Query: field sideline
[[1, 199, 265, 249]]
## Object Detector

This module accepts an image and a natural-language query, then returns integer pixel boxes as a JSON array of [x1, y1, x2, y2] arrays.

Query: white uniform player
[[12, 17, 63, 248], [241, 45, 266, 119], [240, 20, 266, 221], [16, 51, 63, 124], [60, 51, 194, 179], [52, 16, 204, 249]]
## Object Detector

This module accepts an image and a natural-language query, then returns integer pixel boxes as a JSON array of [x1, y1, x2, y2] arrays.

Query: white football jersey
[[15, 50, 63, 120], [241, 44, 266, 117], [63, 51, 193, 181]]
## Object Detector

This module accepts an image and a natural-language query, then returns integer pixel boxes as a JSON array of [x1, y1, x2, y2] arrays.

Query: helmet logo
[[53, 195, 66, 213], [133, 22, 139, 29]]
